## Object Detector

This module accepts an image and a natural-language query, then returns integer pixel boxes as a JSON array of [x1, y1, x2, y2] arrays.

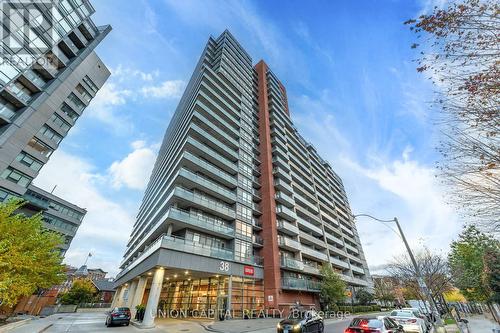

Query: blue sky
[[35, 0, 459, 277]]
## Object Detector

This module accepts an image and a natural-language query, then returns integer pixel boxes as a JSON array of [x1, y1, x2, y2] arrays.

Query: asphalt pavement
[[6, 311, 355, 333]]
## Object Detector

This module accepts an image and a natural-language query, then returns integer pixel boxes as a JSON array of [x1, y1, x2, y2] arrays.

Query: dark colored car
[[277, 310, 324, 333], [345, 316, 404, 333], [105, 307, 131, 327]]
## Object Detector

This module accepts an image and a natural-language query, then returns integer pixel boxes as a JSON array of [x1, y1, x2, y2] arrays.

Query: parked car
[[390, 310, 426, 333], [401, 308, 432, 330], [277, 309, 324, 333], [344, 316, 404, 333], [105, 307, 131, 327]]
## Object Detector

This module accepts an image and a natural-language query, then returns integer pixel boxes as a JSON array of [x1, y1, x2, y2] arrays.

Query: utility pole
[[393, 218, 444, 331], [353, 214, 445, 332]]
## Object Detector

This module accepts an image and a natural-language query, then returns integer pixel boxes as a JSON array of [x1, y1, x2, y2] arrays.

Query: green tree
[[320, 265, 346, 308], [59, 278, 97, 305], [448, 225, 499, 302], [0, 199, 64, 311], [356, 289, 374, 305]]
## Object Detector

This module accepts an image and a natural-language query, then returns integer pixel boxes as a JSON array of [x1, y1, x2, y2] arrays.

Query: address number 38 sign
[[219, 261, 230, 272]]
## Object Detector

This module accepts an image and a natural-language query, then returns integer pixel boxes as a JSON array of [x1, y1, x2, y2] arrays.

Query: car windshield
[[350, 318, 383, 328]]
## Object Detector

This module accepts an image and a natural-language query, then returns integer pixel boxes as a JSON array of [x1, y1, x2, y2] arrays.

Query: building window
[[75, 83, 92, 103], [235, 220, 252, 239], [1, 167, 32, 187], [82, 75, 98, 94], [15, 151, 43, 171], [50, 113, 71, 133], [234, 239, 252, 261], [67, 92, 85, 111], [0, 189, 16, 202], [236, 203, 252, 222], [38, 125, 63, 143], [60, 102, 79, 121], [27, 137, 54, 157]]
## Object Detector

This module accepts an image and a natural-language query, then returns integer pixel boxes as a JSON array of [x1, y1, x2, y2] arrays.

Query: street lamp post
[[353, 214, 445, 331]]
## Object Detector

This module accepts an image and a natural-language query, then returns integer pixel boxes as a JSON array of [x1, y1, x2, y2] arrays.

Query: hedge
[[336, 305, 382, 313]]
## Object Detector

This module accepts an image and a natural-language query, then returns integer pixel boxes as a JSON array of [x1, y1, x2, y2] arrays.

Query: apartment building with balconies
[[0, 0, 110, 251], [113, 30, 371, 325]]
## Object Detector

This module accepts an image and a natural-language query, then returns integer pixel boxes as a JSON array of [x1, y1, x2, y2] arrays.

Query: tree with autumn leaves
[[448, 225, 499, 320], [405, 0, 499, 232], [0, 199, 64, 319]]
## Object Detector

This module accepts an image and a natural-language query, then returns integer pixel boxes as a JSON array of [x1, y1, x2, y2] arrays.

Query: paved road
[[8, 312, 354, 333]]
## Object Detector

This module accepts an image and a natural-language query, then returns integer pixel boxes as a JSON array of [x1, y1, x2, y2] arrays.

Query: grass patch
[[444, 317, 457, 325]]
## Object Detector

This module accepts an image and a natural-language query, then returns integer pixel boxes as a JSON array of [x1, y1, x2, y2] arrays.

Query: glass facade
[[158, 276, 264, 319]]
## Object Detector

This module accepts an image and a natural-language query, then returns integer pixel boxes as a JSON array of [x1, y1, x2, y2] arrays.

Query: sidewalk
[[463, 315, 499, 333], [4, 315, 60, 333]]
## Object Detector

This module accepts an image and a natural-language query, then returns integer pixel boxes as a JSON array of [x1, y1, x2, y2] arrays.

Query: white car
[[401, 308, 432, 330], [390, 310, 427, 333]]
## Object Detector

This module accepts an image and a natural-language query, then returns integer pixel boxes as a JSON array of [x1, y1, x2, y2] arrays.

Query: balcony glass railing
[[23, 70, 46, 88], [0, 105, 16, 120], [168, 207, 234, 236], [278, 235, 300, 249], [276, 219, 299, 235], [6, 84, 31, 104], [179, 168, 236, 202], [174, 187, 235, 218], [280, 257, 304, 270], [183, 151, 237, 185], [162, 235, 234, 260], [301, 246, 328, 261], [281, 277, 321, 292]]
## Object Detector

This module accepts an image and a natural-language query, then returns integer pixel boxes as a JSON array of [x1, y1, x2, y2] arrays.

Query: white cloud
[[108, 140, 158, 191], [33, 150, 137, 277], [140, 80, 184, 99], [341, 150, 461, 271], [112, 65, 160, 82], [86, 82, 134, 134]]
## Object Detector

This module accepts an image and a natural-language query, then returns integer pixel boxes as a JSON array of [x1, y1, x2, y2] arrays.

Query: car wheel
[[126, 322, 130, 326], [318, 322, 324, 333]]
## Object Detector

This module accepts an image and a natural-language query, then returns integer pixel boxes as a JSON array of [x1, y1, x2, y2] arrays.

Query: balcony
[[281, 278, 321, 292], [21, 70, 46, 90], [330, 257, 350, 270], [294, 193, 319, 214], [273, 166, 292, 183], [351, 265, 365, 275], [182, 151, 237, 187], [325, 232, 344, 247], [276, 219, 299, 236], [178, 168, 236, 203], [276, 205, 297, 222], [296, 216, 323, 236], [301, 246, 328, 261], [172, 187, 235, 220], [252, 235, 263, 246], [185, 137, 238, 174], [303, 262, 321, 275], [272, 145, 287, 159], [252, 217, 262, 229], [0, 104, 16, 123], [300, 232, 326, 249], [274, 178, 293, 195], [278, 235, 300, 251], [167, 207, 234, 238], [272, 156, 289, 171], [3, 84, 31, 105], [275, 191, 294, 208], [345, 243, 359, 254], [280, 256, 304, 271], [162, 235, 234, 260]]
